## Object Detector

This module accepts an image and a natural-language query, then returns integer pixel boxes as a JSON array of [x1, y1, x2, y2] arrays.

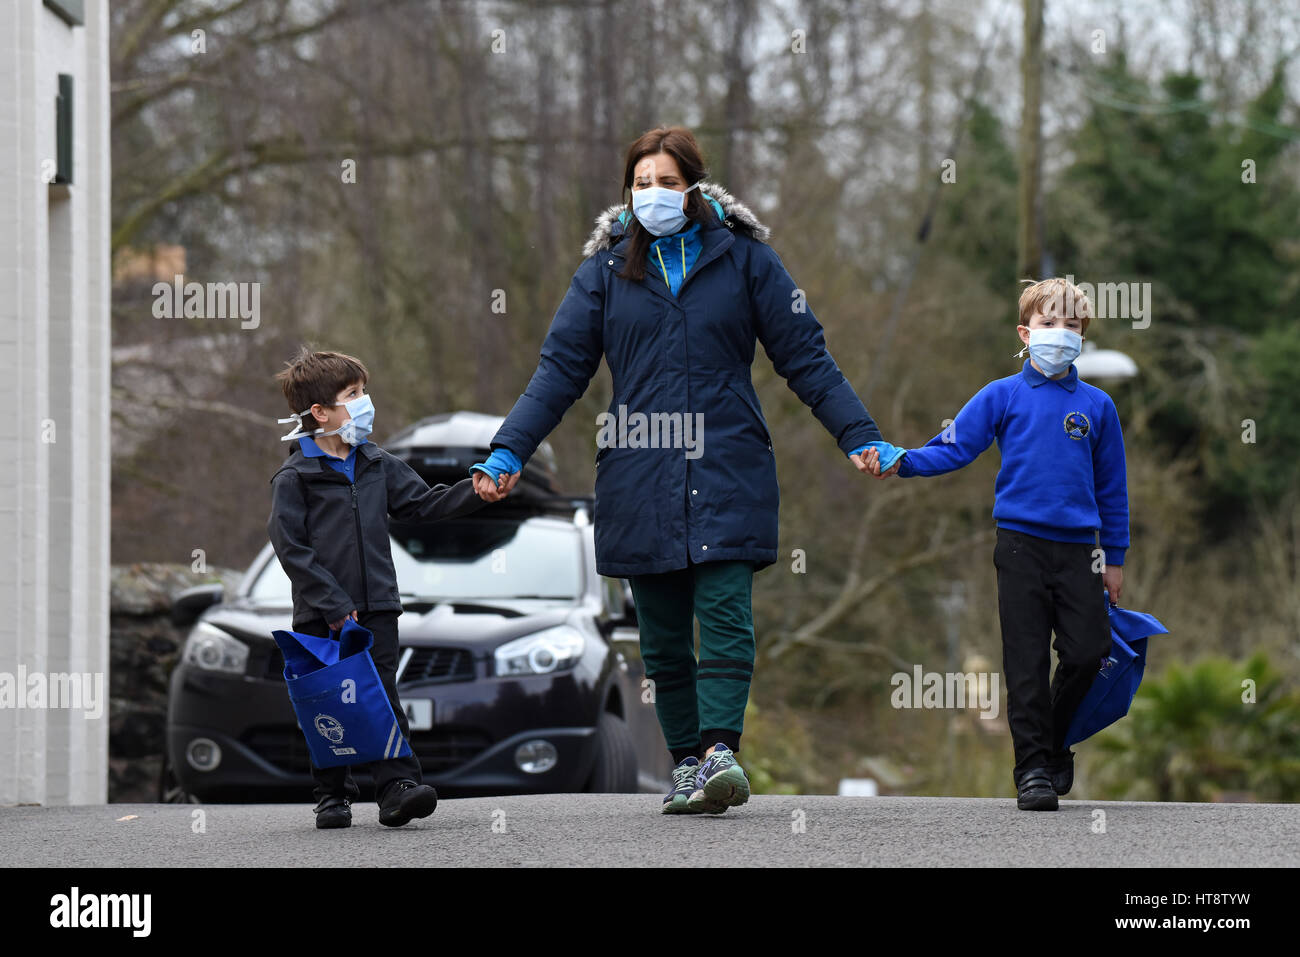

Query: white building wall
[[0, 0, 111, 805]]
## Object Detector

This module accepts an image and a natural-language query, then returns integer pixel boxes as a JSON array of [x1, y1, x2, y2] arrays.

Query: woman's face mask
[[631, 180, 701, 237]]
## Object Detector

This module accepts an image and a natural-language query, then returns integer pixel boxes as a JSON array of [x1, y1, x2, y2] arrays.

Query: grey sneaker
[[687, 743, 750, 813], [662, 756, 704, 814]]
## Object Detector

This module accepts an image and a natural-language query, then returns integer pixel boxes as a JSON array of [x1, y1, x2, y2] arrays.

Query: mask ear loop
[[278, 409, 323, 442], [1014, 321, 1033, 358]]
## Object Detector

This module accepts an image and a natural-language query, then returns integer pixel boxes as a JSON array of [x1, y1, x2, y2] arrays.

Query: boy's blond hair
[[1018, 278, 1093, 334]]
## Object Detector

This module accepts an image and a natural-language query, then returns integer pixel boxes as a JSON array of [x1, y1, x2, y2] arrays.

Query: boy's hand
[[1102, 566, 1123, 604], [329, 609, 358, 632], [472, 470, 520, 502]]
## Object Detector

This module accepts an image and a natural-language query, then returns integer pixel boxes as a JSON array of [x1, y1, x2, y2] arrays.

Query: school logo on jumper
[[314, 713, 345, 744], [1064, 411, 1090, 440]]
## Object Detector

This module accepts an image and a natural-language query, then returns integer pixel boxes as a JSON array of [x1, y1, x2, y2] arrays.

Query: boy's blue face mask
[[279, 394, 375, 446]]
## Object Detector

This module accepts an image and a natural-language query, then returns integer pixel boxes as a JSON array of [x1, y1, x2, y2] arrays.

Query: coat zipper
[[671, 229, 733, 299], [350, 482, 370, 611], [609, 228, 734, 304]]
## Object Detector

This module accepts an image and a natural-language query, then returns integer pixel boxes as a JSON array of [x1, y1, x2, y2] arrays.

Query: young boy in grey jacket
[[268, 347, 482, 829]]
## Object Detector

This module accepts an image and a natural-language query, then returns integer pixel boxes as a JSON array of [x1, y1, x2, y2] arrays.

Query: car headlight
[[494, 626, 584, 677], [182, 621, 249, 674]]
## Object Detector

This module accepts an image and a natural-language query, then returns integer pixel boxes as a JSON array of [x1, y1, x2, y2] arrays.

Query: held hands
[[472, 469, 521, 502], [1102, 565, 1124, 605], [851, 446, 901, 480], [471, 447, 523, 502]]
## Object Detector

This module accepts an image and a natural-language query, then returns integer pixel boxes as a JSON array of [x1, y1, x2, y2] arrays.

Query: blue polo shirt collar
[[298, 436, 370, 483], [1021, 359, 1079, 392], [298, 435, 368, 458]]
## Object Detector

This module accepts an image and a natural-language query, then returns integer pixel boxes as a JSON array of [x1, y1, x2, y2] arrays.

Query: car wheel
[[158, 751, 200, 804], [584, 711, 638, 793]]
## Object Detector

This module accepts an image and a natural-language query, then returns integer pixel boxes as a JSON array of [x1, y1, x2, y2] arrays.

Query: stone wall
[[109, 563, 242, 802]]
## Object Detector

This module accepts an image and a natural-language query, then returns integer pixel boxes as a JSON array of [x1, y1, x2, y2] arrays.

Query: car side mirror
[[171, 583, 224, 628]]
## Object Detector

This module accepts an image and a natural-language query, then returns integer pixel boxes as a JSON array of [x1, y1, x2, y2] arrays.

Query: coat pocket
[[725, 380, 773, 449]]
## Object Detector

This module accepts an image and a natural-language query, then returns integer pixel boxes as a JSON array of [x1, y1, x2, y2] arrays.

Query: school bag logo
[[314, 713, 345, 744], [1064, 411, 1091, 440]]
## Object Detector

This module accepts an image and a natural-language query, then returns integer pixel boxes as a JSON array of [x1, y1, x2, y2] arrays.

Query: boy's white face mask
[[1016, 328, 1082, 376], [278, 394, 375, 445]]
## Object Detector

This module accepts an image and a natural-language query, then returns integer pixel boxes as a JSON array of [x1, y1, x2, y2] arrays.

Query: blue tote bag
[[271, 618, 412, 768], [1063, 597, 1169, 748]]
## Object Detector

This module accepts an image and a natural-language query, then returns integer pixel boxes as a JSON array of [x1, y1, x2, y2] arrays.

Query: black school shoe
[[314, 795, 352, 829], [1047, 750, 1075, 796], [378, 780, 438, 827], [1015, 768, 1059, 811]]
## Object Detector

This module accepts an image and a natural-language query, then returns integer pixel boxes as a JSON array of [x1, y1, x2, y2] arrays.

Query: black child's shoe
[[1015, 768, 1059, 811], [1047, 750, 1075, 796], [314, 795, 352, 829], [378, 780, 438, 827]]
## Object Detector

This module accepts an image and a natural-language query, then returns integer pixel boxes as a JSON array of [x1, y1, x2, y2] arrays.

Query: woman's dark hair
[[616, 126, 718, 282]]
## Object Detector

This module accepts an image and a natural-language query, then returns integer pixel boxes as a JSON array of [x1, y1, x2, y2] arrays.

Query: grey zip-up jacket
[[267, 442, 482, 627]]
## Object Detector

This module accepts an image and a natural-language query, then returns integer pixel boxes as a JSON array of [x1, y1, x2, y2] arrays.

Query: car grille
[[242, 725, 492, 775], [253, 645, 475, 685], [400, 647, 475, 684]]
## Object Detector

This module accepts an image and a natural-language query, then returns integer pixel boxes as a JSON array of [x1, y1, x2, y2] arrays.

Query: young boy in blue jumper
[[269, 348, 483, 829], [865, 278, 1128, 810]]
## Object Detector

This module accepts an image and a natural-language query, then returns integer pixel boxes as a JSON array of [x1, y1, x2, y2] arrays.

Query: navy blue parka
[[491, 182, 882, 577]]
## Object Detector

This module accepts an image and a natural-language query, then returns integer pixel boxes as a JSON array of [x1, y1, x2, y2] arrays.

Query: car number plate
[[401, 698, 433, 731]]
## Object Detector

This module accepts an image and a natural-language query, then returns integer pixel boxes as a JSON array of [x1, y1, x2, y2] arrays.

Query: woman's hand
[[473, 470, 521, 502], [851, 447, 899, 479]]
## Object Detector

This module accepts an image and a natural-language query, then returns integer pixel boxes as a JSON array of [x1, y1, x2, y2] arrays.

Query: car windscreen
[[247, 516, 583, 604]]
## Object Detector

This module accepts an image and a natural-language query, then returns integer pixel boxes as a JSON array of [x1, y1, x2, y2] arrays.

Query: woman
[[471, 126, 896, 815]]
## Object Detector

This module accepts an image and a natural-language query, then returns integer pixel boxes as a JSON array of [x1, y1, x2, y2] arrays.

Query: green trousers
[[628, 560, 756, 758]]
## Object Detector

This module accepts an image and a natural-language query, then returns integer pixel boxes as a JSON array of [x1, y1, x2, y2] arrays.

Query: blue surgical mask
[[279, 393, 375, 445], [631, 181, 702, 237], [1018, 328, 1082, 376]]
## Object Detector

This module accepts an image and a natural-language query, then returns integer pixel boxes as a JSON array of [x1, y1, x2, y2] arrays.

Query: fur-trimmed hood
[[581, 181, 771, 259]]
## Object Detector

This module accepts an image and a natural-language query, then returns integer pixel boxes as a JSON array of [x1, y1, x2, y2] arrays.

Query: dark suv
[[162, 412, 672, 802]]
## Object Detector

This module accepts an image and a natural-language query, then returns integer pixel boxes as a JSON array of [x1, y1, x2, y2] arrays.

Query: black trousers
[[993, 529, 1111, 783], [296, 610, 422, 805]]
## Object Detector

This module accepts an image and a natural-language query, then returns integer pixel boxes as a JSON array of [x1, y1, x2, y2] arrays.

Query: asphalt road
[[3, 795, 1297, 867]]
